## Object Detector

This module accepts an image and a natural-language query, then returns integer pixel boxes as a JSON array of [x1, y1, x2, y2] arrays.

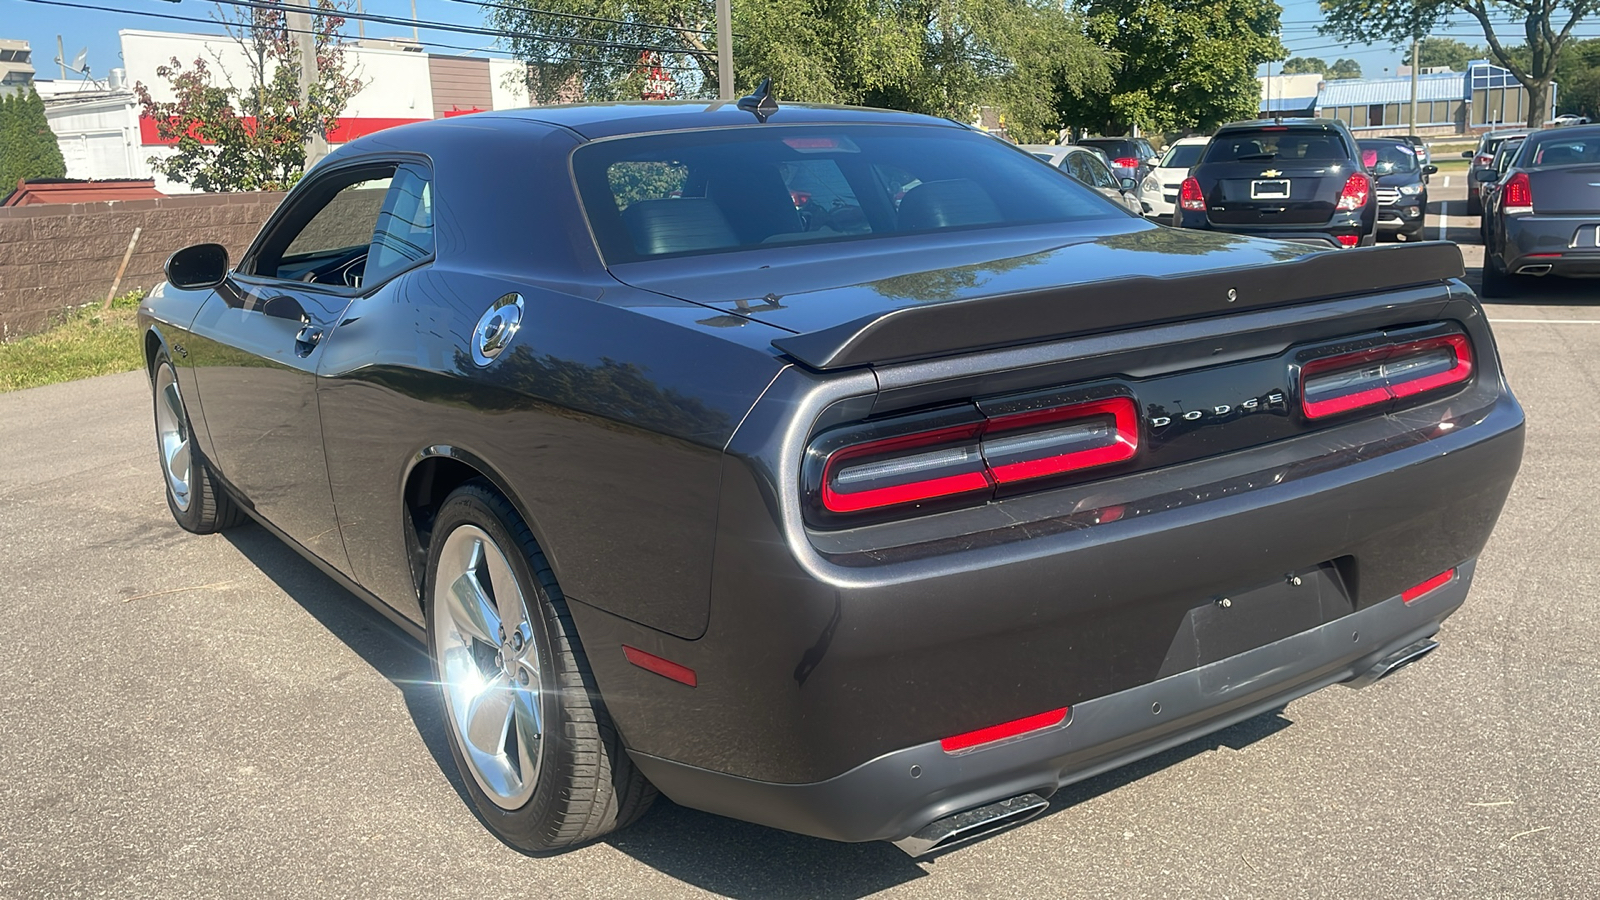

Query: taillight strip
[[984, 398, 1138, 484], [1301, 334, 1472, 419]]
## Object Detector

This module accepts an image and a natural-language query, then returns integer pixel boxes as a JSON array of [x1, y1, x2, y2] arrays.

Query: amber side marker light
[[623, 645, 698, 686], [1402, 569, 1456, 604], [941, 707, 1070, 753]]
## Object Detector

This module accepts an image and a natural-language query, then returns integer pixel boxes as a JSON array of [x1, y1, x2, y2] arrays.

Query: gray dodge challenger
[[140, 95, 1524, 855]]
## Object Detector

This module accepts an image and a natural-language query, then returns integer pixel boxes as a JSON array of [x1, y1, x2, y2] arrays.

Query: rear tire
[[425, 482, 656, 852], [1479, 255, 1516, 298], [151, 353, 245, 534], [1466, 190, 1482, 218]]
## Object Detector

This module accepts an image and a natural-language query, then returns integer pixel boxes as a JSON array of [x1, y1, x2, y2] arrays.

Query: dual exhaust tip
[[1514, 263, 1554, 276], [893, 636, 1443, 856]]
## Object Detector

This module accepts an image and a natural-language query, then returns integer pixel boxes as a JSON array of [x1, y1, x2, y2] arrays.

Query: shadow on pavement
[[221, 523, 474, 810], [222, 520, 1299, 898], [1464, 267, 1599, 303]]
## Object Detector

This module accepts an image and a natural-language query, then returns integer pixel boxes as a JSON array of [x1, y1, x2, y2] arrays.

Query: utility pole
[[1409, 34, 1421, 137], [411, 0, 420, 43], [56, 35, 66, 79], [285, 0, 329, 166], [357, 0, 365, 40], [716, 0, 732, 99]]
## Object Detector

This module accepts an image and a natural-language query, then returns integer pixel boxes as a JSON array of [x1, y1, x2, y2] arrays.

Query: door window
[[365, 166, 435, 285], [1071, 152, 1117, 189], [249, 165, 404, 287]]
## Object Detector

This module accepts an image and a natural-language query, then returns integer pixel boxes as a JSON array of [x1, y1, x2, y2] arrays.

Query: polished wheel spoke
[[465, 676, 515, 757], [154, 366, 192, 511], [447, 568, 500, 646], [480, 540, 526, 638], [167, 440, 191, 486]]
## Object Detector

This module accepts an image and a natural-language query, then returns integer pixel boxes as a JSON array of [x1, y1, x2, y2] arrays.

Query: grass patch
[[0, 290, 146, 393]]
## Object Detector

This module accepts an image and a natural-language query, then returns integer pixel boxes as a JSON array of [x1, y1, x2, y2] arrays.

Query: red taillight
[[1402, 569, 1455, 603], [622, 645, 698, 686], [941, 707, 1069, 753], [1502, 171, 1532, 214], [818, 397, 1139, 515], [1336, 172, 1371, 211], [1179, 177, 1206, 211], [1300, 333, 1473, 419], [1335, 234, 1361, 248], [1112, 156, 1140, 169]]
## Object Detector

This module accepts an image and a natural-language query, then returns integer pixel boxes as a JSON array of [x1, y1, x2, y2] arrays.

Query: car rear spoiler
[[770, 242, 1466, 371]]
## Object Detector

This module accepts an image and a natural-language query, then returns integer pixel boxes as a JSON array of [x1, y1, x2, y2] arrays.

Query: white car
[[1139, 136, 1210, 220], [1550, 114, 1591, 127], [1019, 144, 1142, 213]]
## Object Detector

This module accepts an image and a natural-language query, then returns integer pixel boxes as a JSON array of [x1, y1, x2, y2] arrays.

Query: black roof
[[1217, 118, 1344, 132]]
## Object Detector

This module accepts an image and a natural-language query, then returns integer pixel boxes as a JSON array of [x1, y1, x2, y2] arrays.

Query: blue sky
[[2, 0, 1590, 88]]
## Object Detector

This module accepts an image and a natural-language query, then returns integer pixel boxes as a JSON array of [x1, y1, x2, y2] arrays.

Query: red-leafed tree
[[135, 2, 364, 191]]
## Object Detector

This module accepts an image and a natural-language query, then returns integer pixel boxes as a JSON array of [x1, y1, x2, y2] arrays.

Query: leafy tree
[[1404, 35, 1486, 70], [1060, 0, 1285, 134], [1319, 0, 1597, 128], [1553, 36, 1600, 116], [0, 88, 68, 191], [488, 0, 1111, 143], [1281, 56, 1327, 73], [133, 3, 362, 191], [1327, 57, 1362, 78]]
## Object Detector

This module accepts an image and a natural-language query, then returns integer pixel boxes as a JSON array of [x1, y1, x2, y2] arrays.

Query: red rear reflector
[[1402, 569, 1455, 603], [623, 645, 698, 686], [1112, 156, 1140, 169], [940, 707, 1069, 753], [1502, 172, 1532, 214], [1336, 172, 1371, 211], [1180, 177, 1206, 211], [1335, 234, 1361, 248], [1301, 334, 1473, 419]]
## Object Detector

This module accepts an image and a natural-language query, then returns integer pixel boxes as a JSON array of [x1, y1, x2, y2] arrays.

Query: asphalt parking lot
[[3, 178, 1597, 899]]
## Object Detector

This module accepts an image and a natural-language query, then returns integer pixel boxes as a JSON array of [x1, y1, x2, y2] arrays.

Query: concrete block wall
[[0, 192, 285, 340]]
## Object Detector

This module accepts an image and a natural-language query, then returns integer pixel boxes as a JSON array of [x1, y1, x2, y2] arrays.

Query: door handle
[[294, 322, 325, 357]]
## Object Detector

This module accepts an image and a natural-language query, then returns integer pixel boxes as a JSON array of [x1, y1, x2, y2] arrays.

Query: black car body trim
[[625, 564, 1474, 846], [771, 242, 1465, 370]]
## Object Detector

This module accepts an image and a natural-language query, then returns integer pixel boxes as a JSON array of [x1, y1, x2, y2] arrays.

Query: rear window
[[1522, 133, 1600, 167], [1357, 141, 1419, 174], [1159, 143, 1205, 169], [574, 125, 1120, 263], [1203, 129, 1351, 163]]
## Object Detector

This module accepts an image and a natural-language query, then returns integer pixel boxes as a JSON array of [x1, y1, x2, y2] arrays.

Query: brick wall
[[0, 192, 285, 340]]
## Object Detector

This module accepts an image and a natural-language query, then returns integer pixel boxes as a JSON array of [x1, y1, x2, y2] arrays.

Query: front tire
[[151, 354, 244, 534], [425, 482, 655, 852]]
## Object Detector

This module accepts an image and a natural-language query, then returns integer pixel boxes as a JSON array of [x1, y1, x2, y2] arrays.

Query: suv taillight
[[814, 396, 1139, 516], [1336, 172, 1371, 211], [1502, 171, 1533, 214], [1112, 156, 1141, 169], [1300, 333, 1473, 419], [1180, 177, 1206, 211]]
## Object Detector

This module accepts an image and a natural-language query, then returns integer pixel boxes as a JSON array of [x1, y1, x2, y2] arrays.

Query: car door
[[185, 162, 401, 573]]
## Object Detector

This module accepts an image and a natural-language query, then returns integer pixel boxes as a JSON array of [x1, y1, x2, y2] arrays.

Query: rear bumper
[[1175, 210, 1374, 247], [629, 566, 1473, 845], [1502, 216, 1600, 276]]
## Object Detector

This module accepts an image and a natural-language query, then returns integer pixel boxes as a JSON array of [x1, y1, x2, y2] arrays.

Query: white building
[[44, 29, 536, 192]]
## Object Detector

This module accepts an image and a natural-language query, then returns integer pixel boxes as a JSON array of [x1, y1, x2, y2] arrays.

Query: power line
[[18, 0, 712, 70]]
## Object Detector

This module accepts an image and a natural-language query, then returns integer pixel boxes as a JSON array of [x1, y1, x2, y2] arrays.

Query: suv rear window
[[573, 125, 1119, 263], [1080, 138, 1151, 161], [1203, 129, 1352, 163]]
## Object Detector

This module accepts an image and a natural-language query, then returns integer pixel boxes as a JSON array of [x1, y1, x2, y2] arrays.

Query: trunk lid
[[606, 223, 1466, 369], [1529, 164, 1600, 215], [1198, 161, 1345, 226]]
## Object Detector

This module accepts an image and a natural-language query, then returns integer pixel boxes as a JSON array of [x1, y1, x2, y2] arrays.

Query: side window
[[1076, 153, 1116, 189], [366, 166, 435, 285], [254, 167, 395, 284], [1063, 152, 1094, 185]]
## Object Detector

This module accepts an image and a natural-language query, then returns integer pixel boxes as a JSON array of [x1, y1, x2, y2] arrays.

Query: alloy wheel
[[153, 363, 192, 512]]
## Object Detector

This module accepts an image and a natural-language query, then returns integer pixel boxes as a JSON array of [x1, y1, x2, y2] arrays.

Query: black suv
[[1175, 118, 1377, 249], [1078, 136, 1159, 187]]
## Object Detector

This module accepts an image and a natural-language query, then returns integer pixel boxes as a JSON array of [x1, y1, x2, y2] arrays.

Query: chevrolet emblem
[[1261, 169, 1283, 178]]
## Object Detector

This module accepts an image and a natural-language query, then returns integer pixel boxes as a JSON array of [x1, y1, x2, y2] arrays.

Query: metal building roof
[[1318, 73, 1467, 107]]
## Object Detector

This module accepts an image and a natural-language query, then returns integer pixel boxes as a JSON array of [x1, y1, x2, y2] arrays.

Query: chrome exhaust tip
[[891, 792, 1050, 856], [1343, 638, 1439, 690], [1515, 264, 1553, 276]]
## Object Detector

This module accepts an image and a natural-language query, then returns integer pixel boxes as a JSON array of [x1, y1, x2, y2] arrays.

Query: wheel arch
[[400, 444, 563, 611], [143, 326, 169, 377]]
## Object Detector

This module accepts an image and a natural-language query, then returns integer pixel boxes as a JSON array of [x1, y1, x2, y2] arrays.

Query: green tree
[[1404, 35, 1485, 70], [1281, 56, 1327, 73], [1554, 36, 1600, 115], [133, 3, 363, 191], [1319, 0, 1597, 128], [488, 0, 1111, 142], [0, 88, 68, 192], [1326, 57, 1362, 78], [1060, 0, 1285, 134]]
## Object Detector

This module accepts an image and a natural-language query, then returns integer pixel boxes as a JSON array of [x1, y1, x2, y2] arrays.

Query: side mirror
[[1473, 168, 1499, 183], [1460, 150, 1474, 158], [1120, 177, 1138, 192], [1423, 164, 1439, 175], [165, 243, 229, 291]]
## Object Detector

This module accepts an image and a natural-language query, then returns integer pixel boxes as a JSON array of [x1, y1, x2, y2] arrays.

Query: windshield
[[1202, 129, 1350, 163], [574, 125, 1120, 263], [1358, 142, 1420, 174], [1159, 143, 1205, 169]]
